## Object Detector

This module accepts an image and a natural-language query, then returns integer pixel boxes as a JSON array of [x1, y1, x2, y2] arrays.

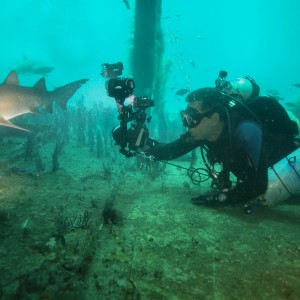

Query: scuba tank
[[260, 148, 300, 206]]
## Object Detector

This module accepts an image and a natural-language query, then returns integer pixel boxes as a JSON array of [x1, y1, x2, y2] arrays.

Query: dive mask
[[180, 107, 214, 128]]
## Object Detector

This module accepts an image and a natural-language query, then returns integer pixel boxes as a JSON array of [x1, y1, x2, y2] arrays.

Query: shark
[[14, 56, 55, 76], [0, 70, 88, 131]]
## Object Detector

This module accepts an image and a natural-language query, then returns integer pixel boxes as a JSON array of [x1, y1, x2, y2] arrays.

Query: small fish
[[292, 83, 300, 88], [265, 89, 284, 101], [266, 89, 280, 96], [189, 60, 196, 68], [176, 88, 190, 96], [270, 95, 284, 101], [266, 93, 284, 101], [122, 0, 130, 9], [196, 35, 205, 40], [284, 102, 297, 107]]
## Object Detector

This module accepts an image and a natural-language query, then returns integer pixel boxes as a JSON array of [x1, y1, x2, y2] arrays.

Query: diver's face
[[184, 102, 223, 142]]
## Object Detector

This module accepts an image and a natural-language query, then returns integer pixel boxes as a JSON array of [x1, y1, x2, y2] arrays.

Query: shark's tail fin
[[50, 79, 88, 110]]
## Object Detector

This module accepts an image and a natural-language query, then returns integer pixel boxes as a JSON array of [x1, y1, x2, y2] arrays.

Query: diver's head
[[226, 76, 260, 102], [181, 88, 225, 142]]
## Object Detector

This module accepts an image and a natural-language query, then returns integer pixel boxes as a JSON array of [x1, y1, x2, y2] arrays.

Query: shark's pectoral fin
[[0, 115, 29, 131]]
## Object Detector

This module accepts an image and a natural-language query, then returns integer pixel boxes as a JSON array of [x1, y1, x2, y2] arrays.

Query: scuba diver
[[105, 64, 299, 210], [144, 83, 299, 207]]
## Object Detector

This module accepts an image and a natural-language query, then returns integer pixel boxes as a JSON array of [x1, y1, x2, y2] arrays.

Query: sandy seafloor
[[0, 132, 299, 300]]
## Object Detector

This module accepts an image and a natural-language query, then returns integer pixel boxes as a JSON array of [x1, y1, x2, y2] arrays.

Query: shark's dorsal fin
[[4, 71, 19, 85], [34, 78, 47, 92]]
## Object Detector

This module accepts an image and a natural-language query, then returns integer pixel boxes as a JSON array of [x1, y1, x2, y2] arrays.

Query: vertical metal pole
[[131, 0, 162, 94], [131, 0, 168, 139]]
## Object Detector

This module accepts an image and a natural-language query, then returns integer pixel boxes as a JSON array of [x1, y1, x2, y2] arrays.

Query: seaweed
[[68, 210, 92, 229], [52, 135, 65, 172], [96, 129, 103, 159], [87, 110, 95, 151], [102, 199, 122, 225], [54, 210, 93, 246], [76, 97, 86, 146], [55, 214, 71, 246], [35, 147, 45, 176], [24, 131, 38, 161]]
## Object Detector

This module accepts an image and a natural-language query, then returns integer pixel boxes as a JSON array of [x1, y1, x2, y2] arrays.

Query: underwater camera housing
[[102, 62, 154, 158], [105, 77, 135, 103]]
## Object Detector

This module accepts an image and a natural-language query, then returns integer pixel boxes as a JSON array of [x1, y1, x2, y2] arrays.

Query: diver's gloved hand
[[191, 192, 228, 206]]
